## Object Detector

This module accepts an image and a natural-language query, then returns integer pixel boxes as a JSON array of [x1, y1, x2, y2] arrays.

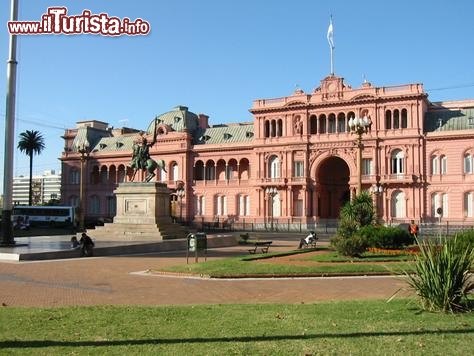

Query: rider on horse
[[130, 118, 166, 182]]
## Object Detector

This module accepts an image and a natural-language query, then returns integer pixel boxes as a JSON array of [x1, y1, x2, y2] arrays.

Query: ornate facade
[[60, 75, 474, 228]]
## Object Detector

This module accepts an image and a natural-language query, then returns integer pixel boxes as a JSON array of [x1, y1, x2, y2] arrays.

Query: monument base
[[89, 182, 189, 241]]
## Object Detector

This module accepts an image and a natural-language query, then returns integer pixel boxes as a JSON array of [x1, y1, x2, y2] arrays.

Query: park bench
[[248, 241, 272, 254]]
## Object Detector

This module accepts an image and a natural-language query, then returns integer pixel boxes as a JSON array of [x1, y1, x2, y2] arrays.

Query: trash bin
[[195, 232, 207, 250], [186, 232, 207, 263]]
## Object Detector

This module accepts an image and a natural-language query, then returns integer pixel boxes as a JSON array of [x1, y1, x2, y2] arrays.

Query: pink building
[[60, 74, 474, 228]]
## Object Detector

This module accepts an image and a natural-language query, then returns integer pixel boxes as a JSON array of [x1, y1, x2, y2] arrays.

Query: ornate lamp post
[[78, 141, 90, 232], [371, 183, 383, 223], [348, 115, 371, 195], [265, 187, 278, 231], [176, 187, 185, 223]]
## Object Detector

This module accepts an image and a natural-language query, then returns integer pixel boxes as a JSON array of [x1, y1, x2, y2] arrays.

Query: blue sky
[[1, 0, 474, 187]]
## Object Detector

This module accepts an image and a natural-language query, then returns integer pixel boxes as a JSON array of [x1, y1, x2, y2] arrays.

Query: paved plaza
[[0, 234, 410, 307]]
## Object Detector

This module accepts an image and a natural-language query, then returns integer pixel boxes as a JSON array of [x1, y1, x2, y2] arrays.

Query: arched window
[[393, 109, 400, 129], [337, 113, 346, 132], [277, 119, 283, 136], [391, 149, 404, 175], [385, 110, 392, 129], [160, 167, 168, 183], [464, 154, 473, 174], [319, 114, 326, 134], [171, 163, 179, 181], [391, 190, 405, 218], [441, 155, 447, 175], [328, 113, 336, 133], [401, 108, 408, 128], [269, 156, 280, 178], [431, 156, 439, 175], [271, 120, 276, 137], [309, 115, 318, 134]]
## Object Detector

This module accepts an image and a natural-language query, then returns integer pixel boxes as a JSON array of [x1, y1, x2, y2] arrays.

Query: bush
[[358, 225, 413, 249], [331, 234, 368, 258], [333, 192, 374, 257], [405, 236, 474, 312], [453, 229, 474, 250]]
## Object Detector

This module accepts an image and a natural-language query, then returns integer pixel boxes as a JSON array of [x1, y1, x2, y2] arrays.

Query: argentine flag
[[327, 17, 334, 49]]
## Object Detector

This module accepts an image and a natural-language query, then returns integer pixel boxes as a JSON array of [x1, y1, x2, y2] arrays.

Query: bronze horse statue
[[130, 119, 166, 182]]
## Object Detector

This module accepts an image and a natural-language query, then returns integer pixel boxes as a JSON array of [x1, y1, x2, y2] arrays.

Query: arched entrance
[[316, 156, 350, 218]]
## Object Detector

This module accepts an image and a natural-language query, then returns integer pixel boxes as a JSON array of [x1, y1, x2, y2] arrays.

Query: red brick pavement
[[0, 243, 411, 307]]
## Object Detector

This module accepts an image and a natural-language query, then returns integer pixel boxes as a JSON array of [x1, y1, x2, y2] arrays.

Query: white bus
[[12, 206, 75, 228]]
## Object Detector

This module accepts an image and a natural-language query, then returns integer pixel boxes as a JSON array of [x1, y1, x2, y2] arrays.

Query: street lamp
[[348, 115, 371, 195], [371, 183, 383, 223], [78, 141, 90, 232], [176, 188, 185, 223], [265, 187, 278, 231]]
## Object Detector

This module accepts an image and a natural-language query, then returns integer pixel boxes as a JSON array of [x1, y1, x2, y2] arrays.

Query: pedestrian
[[70, 236, 80, 249], [79, 232, 95, 257], [408, 220, 419, 240], [298, 231, 317, 249]]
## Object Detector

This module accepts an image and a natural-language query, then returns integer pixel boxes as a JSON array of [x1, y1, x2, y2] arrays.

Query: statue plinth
[[90, 182, 189, 241], [113, 182, 171, 225]]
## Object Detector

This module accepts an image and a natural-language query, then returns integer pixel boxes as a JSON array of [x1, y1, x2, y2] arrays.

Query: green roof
[[425, 107, 474, 132], [196, 124, 254, 145]]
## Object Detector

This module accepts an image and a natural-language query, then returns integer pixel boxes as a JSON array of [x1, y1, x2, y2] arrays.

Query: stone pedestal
[[113, 182, 171, 225], [89, 182, 189, 241]]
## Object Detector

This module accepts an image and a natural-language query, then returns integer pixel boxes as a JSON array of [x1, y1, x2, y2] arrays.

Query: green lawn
[[1, 300, 472, 355], [162, 248, 416, 277]]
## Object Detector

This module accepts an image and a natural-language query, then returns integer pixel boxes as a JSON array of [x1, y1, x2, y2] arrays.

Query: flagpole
[[327, 16, 335, 76], [1, 0, 19, 246]]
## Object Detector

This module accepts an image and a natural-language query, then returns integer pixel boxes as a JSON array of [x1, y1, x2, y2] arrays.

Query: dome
[[146, 106, 199, 134]]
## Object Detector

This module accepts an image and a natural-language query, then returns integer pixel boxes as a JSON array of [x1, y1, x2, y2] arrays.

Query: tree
[[331, 192, 375, 257], [17, 130, 45, 205]]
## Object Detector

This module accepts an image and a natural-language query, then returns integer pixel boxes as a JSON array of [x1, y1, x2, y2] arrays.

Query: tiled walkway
[[0, 235, 411, 307]]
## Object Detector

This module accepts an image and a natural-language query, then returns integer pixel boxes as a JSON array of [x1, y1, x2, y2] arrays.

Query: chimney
[[198, 114, 209, 128]]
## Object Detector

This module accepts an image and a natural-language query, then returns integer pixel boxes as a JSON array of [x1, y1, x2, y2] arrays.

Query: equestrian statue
[[130, 117, 166, 182]]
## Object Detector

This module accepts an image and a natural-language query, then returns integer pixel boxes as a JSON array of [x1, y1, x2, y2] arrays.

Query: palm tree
[[17, 130, 45, 205]]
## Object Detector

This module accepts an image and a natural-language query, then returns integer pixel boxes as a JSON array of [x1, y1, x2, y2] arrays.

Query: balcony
[[381, 174, 417, 184]]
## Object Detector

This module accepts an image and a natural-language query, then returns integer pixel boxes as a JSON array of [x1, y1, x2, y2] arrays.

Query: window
[[238, 195, 250, 216], [309, 115, 318, 134], [465, 192, 473, 218], [464, 154, 473, 174], [294, 161, 304, 177], [269, 156, 280, 178], [70, 170, 80, 184], [294, 199, 303, 216], [226, 165, 233, 180], [171, 163, 179, 181], [89, 195, 100, 214], [337, 114, 346, 133], [431, 156, 439, 175], [195, 196, 205, 216], [431, 193, 447, 217], [215, 195, 227, 216], [391, 190, 405, 218], [328, 114, 336, 133], [205, 164, 215, 180], [385, 110, 392, 129], [391, 149, 404, 175], [362, 158, 372, 176], [160, 167, 168, 182], [441, 156, 447, 175]]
